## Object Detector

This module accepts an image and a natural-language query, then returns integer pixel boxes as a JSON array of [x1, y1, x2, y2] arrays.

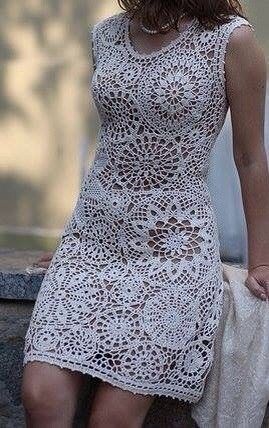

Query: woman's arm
[[225, 24, 269, 299]]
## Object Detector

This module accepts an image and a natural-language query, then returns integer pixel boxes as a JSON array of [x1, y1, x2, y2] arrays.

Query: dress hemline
[[23, 354, 202, 404]]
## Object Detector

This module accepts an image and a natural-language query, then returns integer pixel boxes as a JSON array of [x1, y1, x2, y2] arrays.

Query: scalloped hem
[[23, 354, 200, 404]]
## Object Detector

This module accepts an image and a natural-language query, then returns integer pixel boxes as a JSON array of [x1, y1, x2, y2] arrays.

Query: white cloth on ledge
[[191, 262, 269, 428]]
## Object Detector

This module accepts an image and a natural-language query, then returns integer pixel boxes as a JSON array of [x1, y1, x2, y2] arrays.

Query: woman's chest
[[90, 33, 224, 130]]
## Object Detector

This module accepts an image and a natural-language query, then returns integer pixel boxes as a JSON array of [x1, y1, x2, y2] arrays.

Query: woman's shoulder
[[216, 14, 255, 36], [215, 14, 256, 58], [194, 14, 254, 47]]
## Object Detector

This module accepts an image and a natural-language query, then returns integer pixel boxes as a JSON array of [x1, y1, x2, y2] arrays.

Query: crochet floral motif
[[23, 11, 254, 402]]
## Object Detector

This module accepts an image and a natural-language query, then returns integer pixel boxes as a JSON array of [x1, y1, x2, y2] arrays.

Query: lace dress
[[23, 11, 254, 403]]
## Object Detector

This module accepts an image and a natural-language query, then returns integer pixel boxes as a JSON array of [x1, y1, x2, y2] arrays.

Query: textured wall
[[0, 1, 120, 232]]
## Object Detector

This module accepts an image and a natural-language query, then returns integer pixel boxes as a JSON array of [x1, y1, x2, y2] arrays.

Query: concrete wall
[[0, 1, 121, 232]]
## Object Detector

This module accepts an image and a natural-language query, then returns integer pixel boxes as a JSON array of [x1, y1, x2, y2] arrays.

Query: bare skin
[[33, 251, 54, 269], [87, 382, 155, 428], [225, 26, 269, 300], [22, 362, 84, 428], [22, 362, 155, 427], [126, 13, 195, 55]]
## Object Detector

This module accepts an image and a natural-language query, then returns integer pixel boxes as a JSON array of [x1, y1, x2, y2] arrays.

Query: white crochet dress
[[23, 11, 254, 403]]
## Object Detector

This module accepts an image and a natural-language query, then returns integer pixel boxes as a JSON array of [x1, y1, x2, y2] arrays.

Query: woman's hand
[[245, 265, 269, 301], [33, 251, 54, 270]]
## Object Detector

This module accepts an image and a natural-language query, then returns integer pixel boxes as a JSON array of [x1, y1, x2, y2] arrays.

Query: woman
[[21, 0, 269, 427]]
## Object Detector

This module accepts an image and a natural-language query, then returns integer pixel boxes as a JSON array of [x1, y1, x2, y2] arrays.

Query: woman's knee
[[22, 372, 64, 417], [21, 361, 81, 417]]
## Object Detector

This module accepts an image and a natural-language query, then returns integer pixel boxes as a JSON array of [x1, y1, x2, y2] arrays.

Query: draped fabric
[[192, 263, 269, 427]]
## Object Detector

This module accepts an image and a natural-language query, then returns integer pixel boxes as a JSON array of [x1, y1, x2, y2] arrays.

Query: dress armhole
[[218, 16, 255, 88]]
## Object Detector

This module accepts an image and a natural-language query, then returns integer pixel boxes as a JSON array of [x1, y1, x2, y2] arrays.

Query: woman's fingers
[[263, 280, 269, 297], [37, 252, 54, 262], [33, 251, 54, 269], [34, 260, 51, 269], [245, 274, 267, 300]]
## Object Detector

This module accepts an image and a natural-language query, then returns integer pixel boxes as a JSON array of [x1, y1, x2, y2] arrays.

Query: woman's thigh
[[88, 380, 155, 428]]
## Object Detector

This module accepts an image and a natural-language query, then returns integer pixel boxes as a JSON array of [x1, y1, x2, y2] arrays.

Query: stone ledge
[[0, 248, 246, 302], [0, 248, 45, 300]]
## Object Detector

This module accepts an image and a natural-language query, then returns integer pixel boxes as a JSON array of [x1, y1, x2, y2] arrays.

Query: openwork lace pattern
[[23, 12, 254, 402]]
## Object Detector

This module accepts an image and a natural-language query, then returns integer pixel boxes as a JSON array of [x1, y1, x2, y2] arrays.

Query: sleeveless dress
[[23, 11, 254, 403]]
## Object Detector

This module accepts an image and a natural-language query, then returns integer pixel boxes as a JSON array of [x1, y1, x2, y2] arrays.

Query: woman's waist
[[79, 174, 218, 227], [82, 169, 212, 200]]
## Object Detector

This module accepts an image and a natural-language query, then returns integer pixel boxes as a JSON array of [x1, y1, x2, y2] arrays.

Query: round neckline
[[123, 12, 198, 59]]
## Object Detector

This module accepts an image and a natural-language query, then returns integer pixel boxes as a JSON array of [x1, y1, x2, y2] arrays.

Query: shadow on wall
[[0, 1, 120, 231], [0, 173, 42, 226], [0, 0, 98, 121]]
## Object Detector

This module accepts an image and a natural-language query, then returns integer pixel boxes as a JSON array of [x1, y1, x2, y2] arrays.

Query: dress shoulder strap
[[89, 12, 123, 72], [219, 15, 255, 56]]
